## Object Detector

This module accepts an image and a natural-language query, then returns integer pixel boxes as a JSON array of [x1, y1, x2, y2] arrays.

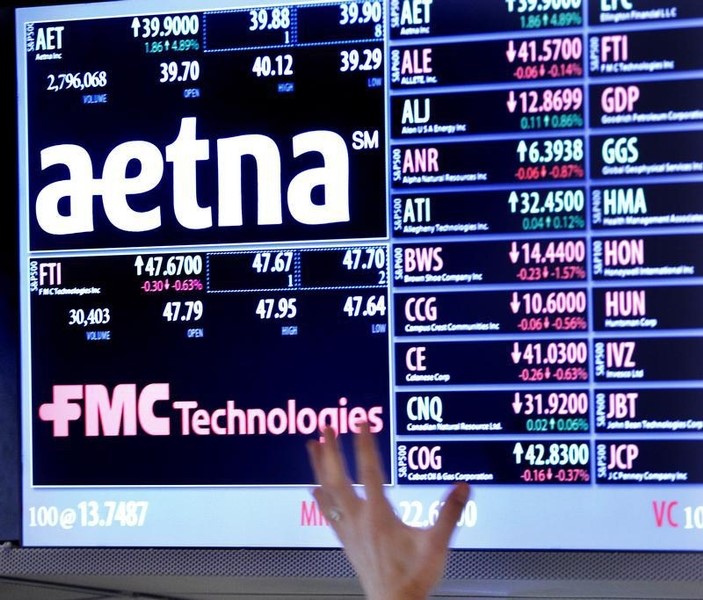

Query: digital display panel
[[16, 0, 703, 550]]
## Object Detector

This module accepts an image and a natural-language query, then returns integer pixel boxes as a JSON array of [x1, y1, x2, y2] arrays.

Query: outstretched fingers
[[427, 482, 470, 548], [307, 427, 360, 517], [354, 422, 387, 505]]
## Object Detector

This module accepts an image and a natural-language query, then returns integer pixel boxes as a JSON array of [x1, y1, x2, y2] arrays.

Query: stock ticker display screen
[[16, 0, 703, 549]]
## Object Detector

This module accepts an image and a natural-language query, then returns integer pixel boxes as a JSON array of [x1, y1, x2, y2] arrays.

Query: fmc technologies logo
[[34, 117, 351, 235], [38, 383, 384, 438]]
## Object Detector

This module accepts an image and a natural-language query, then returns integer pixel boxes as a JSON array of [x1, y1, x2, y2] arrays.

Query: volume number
[[47, 71, 107, 92], [68, 308, 110, 327]]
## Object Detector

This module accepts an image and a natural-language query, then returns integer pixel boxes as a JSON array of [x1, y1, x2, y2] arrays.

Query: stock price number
[[162, 300, 203, 322], [252, 251, 293, 273], [255, 297, 297, 319], [134, 254, 203, 277], [512, 240, 585, 265], [513, 341, 588, 366], [340, 1, 382, 25], [343, 247, 386, 270], [509, 87, 584, 129], [249, 7, 290, 31], [252, 54, 293, 77], [508, 189, 584, 215], [505, 0, 582, 11], [513, 442, 589, 467], [340, 48, 383, 72], [131, 14, 199, 38], [78, 500, 149, 527], [513, 289, 586, 315], [509, 87, 583, 114], [343, 294, 386, 317], [68, 307, 111, 327], [343, 247, 387, 284], [512, 391, 589, 416], [398, 498, 477, 528], [516, 138, 583, 164], [159, 60, 200, 83], [507, 37, 582, 64]]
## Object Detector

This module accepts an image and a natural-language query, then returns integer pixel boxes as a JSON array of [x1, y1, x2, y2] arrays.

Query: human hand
[[307, 424, 470, 600]]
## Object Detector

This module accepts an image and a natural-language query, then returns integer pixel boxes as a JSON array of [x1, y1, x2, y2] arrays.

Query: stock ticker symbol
[[38, 384, 83, 437]]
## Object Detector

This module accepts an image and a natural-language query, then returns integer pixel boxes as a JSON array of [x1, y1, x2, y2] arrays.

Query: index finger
[[354, 422, 386, 504], [308, 427, 359, 508], [428, 482, 470, 548]]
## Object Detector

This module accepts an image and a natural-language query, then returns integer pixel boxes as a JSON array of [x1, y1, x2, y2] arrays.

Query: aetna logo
[[35, 117, 350, 235], [38, 383, 384, 438]]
